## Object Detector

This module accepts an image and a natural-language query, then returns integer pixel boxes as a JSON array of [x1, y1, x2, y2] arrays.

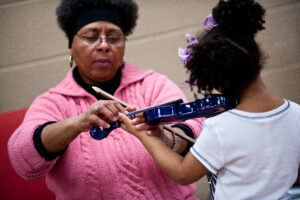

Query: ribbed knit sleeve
[[7, 94, 64, 180], [7, 70, 93, 180]]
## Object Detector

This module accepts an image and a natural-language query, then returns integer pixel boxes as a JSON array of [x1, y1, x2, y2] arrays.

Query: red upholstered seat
[[0, 108, 55, 200]]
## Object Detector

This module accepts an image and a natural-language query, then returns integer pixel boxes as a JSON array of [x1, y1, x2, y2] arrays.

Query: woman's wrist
[[171, 134, 181, 152], [159, 130, 174, 148], [41, 117, 82, 153], [170, 127, 188, 153], [160, 127, 188, 153]]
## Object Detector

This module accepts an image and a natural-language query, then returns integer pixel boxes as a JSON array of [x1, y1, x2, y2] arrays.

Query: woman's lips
[[94, 59, 111, 68]]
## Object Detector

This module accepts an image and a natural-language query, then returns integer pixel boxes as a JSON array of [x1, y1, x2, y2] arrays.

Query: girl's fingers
[[119, 113, 130, 124], [145, 125, 164, 137], [131, 117, 146, 125]]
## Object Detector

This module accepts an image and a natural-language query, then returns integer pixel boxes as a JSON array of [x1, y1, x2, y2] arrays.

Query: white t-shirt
[[191, 100, 300, 200]]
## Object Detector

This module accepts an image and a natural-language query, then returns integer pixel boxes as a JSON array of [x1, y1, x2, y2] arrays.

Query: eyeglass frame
[[76, 34, 125, 46]]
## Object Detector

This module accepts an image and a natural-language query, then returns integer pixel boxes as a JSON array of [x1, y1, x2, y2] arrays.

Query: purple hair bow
[[178, 34, 199, 86], [178, 34, 198, 65], [178, 14, 218, 86], [178, 13, 218, 65], [183, 78, 197, 86], [203, 13, 218, 29]]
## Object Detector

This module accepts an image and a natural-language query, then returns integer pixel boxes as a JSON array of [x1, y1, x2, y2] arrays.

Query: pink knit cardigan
[[8, 63, 203, 200]]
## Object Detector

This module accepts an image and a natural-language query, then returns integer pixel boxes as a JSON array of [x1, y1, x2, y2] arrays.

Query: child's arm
[[119, 113, 209, 185]]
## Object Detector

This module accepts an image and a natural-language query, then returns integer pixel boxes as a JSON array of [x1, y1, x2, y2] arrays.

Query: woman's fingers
[[113, 101, 128, 114], [81, 100, 126, 130], [125, 105, 136, 113], [93, 100, 124, 120]]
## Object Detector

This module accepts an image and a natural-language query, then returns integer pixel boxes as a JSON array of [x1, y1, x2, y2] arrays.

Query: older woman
[[8, 0, 203, 199]]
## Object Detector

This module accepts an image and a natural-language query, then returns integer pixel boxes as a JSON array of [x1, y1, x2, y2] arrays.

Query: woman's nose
[[96, 39, 110, 52]]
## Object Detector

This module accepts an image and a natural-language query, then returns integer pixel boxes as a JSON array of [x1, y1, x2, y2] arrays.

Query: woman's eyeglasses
[[76, 34, 125, 46]]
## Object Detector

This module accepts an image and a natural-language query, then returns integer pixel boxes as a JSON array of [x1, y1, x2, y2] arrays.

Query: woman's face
[[71, 21, 125, 84]]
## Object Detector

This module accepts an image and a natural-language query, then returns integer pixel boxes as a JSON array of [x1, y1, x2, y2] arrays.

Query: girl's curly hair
[[56, 0, 138, 38], [185, 0, 266, 97]]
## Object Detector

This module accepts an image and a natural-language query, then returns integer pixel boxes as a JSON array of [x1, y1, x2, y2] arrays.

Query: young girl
[[119, 0, 300, 199]]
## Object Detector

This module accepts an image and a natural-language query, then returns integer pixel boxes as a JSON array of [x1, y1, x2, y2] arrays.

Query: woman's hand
[[74, 100, 128, 133], [42, 100, 129, 152]]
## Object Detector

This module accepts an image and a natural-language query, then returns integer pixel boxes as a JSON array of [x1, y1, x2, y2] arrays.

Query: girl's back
[[191, 100, 300, 199]]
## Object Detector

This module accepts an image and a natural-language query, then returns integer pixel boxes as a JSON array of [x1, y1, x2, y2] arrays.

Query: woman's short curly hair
[[56, 0, 138, 40], [185, 0, 266, 97]]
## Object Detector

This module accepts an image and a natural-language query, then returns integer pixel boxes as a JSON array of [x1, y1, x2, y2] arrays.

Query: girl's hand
[[119, 113, 144, 137], [130, 116, 164, 137], [119, 113, 166, 143]]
